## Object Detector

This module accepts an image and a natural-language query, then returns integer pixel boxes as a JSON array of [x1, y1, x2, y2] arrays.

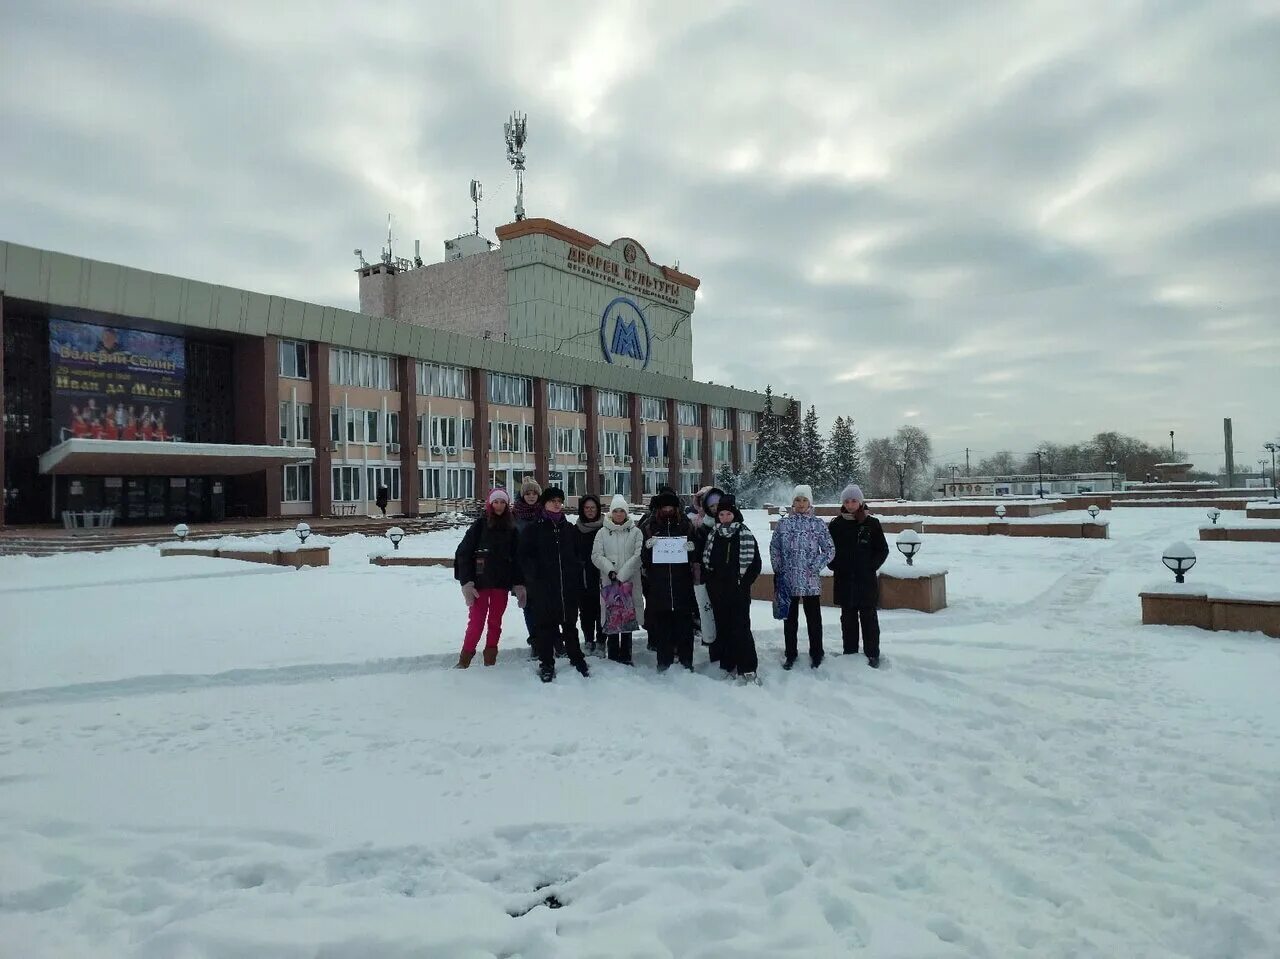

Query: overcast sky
[[3, 0, 1278, 473]]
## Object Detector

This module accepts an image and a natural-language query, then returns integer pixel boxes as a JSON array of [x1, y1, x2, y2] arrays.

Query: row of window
[[278, 341, 757, 433]]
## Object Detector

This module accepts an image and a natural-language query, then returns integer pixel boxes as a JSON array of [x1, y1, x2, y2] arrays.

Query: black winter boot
[[539, 663, 555, 683], [573, 658, 590, 677]]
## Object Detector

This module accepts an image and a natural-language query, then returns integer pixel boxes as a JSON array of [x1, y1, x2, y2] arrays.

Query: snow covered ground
[[2, 508, 1279, 957]]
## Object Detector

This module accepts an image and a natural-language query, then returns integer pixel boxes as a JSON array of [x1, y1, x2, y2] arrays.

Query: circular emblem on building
[[599, 297, 651, 370], [623, 243, 637, 264]]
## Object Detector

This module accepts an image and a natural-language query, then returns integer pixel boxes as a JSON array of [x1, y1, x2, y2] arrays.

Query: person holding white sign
[[640, 488, 697, 671]]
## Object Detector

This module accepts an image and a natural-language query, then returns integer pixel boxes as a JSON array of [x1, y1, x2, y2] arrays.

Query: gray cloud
[[2, 0, 1277, 471]]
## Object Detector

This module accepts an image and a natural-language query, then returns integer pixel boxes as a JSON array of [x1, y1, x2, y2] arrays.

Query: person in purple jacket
[[770, 484, 835, 669]]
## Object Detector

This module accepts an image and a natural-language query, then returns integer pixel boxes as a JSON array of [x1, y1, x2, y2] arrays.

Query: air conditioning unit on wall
[[447, 446, 458, 455], [388, 443, 401, 454], [577, 452, 589, 462], [430, 445, 443, 454]]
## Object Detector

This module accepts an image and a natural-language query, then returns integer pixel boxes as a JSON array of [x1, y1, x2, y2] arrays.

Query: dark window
[[2, 312, 52, 522], [185, 341, 234, 443]]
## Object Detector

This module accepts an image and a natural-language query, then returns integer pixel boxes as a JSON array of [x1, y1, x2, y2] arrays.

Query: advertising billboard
[[48, 319, 186, 444]]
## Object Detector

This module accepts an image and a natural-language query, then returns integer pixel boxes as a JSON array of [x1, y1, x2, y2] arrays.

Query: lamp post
[[896, 528, 922, 567], [1206, 508, 1220, 525], [1265, 442, 1278, 499], [1036, 451, 1044, 498], [1161, 541, 1196, 584], [1169, 430, 1175, 460], [173, 523, 189, 543], [1087, 505, 1100, 521], [994, 504, 1007, 521], [896, 461, 907, 500], [295, 522, 311, 544], [1105, 460, 1118, 491], [387, 526, 405, 550]]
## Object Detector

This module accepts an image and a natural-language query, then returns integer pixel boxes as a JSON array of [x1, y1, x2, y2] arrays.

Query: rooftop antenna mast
[[504, 111, 528, 221], [381, 213, 394, 265], [470, 179, 483, 235]]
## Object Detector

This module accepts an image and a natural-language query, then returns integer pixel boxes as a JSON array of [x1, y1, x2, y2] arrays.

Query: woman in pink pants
[[453, 488, 526, 667]]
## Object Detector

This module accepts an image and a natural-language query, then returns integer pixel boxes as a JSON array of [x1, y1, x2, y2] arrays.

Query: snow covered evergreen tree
[[799, 405, 828, 492], [778, 399, 804, 484], [826, 415, 863, 490], [748, 386, 787, 488], [714, 462, 739, 496]]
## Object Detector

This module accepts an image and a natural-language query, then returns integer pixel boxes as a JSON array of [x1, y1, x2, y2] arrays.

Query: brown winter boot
[[456, 649, 475, 669], [482, 646, 498, 667]]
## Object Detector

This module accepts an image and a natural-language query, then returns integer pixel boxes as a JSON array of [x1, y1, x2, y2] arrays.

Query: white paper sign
[[652, 536, 687, 564]]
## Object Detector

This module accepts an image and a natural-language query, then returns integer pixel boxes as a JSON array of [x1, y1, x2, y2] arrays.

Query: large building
[[0, 219, 783, 528]]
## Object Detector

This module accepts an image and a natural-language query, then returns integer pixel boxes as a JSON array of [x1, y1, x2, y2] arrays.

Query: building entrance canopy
[[39, 439, 314, 477]]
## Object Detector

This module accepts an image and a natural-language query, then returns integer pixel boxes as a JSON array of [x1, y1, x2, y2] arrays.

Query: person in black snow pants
[[511, 476, 543, 658], [518, 486, 589, 683], [827, 483, 890, 668], [701, 494, 762, 682], [640, 488, 698, 671], [574, 494, 605, 656]]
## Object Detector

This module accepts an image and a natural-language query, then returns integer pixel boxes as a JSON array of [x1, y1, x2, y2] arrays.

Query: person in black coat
[[700, 494, 762, 680], [574, 494, 605, 656], [640, 489, 698, 671], [690, 485, 725, 657], [453, 488, 526, 667], [518, 486, 589, 682], [827, 483, 890, 667]]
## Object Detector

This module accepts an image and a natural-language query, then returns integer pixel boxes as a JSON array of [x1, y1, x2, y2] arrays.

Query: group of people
[[453, 477, 890, 684], [67, 400, 170, 442]]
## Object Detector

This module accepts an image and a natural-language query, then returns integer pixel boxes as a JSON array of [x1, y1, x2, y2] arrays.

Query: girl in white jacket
[[591, 494, 645, 664]]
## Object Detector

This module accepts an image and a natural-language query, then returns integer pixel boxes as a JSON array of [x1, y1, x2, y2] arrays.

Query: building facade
[[1, 222, 781, 528], [940, 472, 1122, 498]]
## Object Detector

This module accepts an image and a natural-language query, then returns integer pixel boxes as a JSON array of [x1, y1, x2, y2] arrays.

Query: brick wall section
[[701, 403, 714, 489], [471, 367, 490, 499], [666, 397, 680, 492], [309, 341, 332, 517], [730, 408, 743, 474], [629, 392, 643, 501], [0, 293, 6, 528], [357, 265, 398, 318], [398, 356, 417, 514], [232, 335, 281, 517], [533, 377, 549, 484], [584, 386, 599, 493], [360, 253, 507, 337]]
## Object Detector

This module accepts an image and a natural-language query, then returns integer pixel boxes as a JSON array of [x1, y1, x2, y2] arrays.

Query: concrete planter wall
[[772, 518, 1107, 539], [749, 570, 947, 613], [161, 545, 330, 568], [1141, 591, 1280, 639], [1114, 498, 1251, 510], [1245, 505, 1280, 521], [369, 555, 453, 567], [1199, 526, 1280, 543], [815, 502, 1057, 518]]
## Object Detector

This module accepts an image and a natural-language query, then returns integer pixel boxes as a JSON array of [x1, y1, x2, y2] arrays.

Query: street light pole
[[1106, 460, 1118, 492], [896, 461, 907, 499], [1265, 443, 1278, 498], [1036, 450, 1044, 498], [1170, 430, 1175, 460]]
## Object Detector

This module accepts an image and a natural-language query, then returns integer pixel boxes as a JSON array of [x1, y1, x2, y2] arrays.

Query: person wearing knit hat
[[452, 487, 524, 668], [511, 476, 544, 655], [573, 494, 606, 655], [701, 493, 761, 682], [518, 483, 590, 682], [592, 494, 645, 663], [640, 485, 698, 671], [691, 486, 726, 658], [771, 483, 835, 669], [829, 483, 889, 667]]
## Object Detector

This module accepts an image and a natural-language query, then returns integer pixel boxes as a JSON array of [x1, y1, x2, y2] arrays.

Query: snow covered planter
[[159, 545, 220, 558], [369, 555, 453, 567], [277, 546, 330, 569], [1245, 503, 1280, 520], [749, 567, 947, 613], [161, 544, 330, 568], [1199, 525, 1280, 543], [1140, 588, 1280, 639]]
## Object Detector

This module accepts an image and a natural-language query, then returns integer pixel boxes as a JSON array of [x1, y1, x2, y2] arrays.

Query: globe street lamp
[[173, 523, 189, 543], [896, 528, 922, 566], [387, 526, 406, 550], [1206, 508, 1221, 525], [994, 504, 1007, 521], [1161, 541, 1196, 584], [295, 522, 311, 544], [1105, 460, 1119, 491], [1036, 451, 1045, 498], [1088, 505, 1100, 521]]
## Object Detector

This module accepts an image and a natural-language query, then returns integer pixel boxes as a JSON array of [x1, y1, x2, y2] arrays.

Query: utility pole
[[965, 448, 971, 475], [1169, 430, 1175, 460]]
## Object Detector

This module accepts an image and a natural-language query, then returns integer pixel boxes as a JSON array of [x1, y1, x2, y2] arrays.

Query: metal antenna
[[382, 213, 393, 264], [504, 112, 528, 221], [470, 179, 483, 235]]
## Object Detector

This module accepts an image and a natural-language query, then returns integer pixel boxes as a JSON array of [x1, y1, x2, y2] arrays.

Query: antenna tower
[[381, 213, 394, 264], [504, 112, 528, 221], [470, 179, 483, 235]]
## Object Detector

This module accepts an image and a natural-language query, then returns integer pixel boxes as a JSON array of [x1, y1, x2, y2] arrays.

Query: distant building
[[940, 472, 1122, 498]]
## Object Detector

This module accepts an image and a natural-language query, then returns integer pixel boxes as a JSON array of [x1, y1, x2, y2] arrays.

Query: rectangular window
[[641, 396, 666, 422], [566, 471, 587, 497], [331, 409, 341, 443], [431, 416, 459, 449], [366, 466, 401, 501], [597, 390, 625, 418], [386, 411, 399, 446], [416, 362, 470, 399], [365, 410, 380, 445], [604, 430, 630, 458], [711, 407, 729, 429], [645, 434, 669, 462], [461, 418, 473, 449], [547, 382, 583, 412], [715, 439, 730, 464], [738, 410, 759, 432], [331, 466, 364, 502], [282, 463, 312, 502], [278, 340, 309, 379], [677, 402, 700, 426], [681, 471, 701, 494], [487, 372, 533, 407], [330, 348, 398, 390], [555, 426, 577, 455], [744, 441, 757, 464], [681, 436, 701, 462], [279, 402, 312, 443]]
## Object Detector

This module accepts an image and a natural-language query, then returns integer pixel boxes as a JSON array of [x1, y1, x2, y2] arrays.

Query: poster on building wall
[[48, 318, 186, 444]]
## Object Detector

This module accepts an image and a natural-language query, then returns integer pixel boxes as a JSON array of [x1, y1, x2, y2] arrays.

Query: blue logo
[[599, 297, 651, 369]]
